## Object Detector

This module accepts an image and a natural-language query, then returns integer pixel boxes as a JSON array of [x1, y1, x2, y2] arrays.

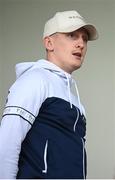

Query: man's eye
[[83, 36, 88, 42], [69, 33, 74, 37], [67, 33, 76, 39], [70, 33, 75, 37]]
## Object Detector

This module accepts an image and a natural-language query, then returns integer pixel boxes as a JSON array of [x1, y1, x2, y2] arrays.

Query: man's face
[[45, 28, 88, 74]]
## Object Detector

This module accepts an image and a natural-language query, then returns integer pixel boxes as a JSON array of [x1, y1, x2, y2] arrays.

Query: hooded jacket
[[0, 59, 86, 179]]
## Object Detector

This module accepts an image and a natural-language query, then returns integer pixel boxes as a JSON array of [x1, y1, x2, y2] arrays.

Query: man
[[0, 10, 98, 179]]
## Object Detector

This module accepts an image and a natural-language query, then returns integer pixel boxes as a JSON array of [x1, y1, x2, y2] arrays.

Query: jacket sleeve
[[0, 115, 31, 178], [0, 69, 47, 179]]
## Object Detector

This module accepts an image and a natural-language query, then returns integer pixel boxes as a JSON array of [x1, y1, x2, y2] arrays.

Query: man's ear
[[43, 36, 54, 51]]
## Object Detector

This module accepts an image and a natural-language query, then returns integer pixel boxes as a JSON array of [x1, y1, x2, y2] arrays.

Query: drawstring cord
[[73, 79, 86, 117], [73, 79, 83, 115], [65, 72, 85, 116], [65, 73, 73, 109]]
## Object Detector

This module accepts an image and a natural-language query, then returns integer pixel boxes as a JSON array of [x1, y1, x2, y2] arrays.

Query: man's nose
[[75, 38, 84, 49]]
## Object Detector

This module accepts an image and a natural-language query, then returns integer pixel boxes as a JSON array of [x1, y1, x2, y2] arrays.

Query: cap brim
[[83, 24, 98, 40], [57, 23, 98, 41]]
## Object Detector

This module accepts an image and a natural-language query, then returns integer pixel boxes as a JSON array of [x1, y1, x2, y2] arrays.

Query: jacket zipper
[[81, 138, 85, 179], [74, 108, 85, 179]]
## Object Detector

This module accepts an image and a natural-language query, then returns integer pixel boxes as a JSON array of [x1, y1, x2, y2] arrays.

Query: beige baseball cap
[[43, 10, 98, 40]]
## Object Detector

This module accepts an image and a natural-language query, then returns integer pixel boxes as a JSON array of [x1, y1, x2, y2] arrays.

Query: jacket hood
[[15, 59, 85, 116], [15, 59, 71, 79]]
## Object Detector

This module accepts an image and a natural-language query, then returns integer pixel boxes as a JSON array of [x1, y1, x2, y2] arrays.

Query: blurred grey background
[[0, 0, 115, 178]]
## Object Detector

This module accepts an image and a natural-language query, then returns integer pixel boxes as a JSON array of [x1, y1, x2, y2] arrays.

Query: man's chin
[[74, 63, 82, 70]]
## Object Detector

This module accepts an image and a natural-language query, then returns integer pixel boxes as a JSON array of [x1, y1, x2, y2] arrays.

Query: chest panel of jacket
[[17, 97, 86, 179]]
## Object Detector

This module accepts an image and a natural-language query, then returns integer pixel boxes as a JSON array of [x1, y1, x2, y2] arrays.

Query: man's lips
[[72, 52, 82, 59]]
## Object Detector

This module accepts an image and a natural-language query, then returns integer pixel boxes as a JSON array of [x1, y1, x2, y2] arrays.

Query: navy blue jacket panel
[[17, 97, 86, 179]]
